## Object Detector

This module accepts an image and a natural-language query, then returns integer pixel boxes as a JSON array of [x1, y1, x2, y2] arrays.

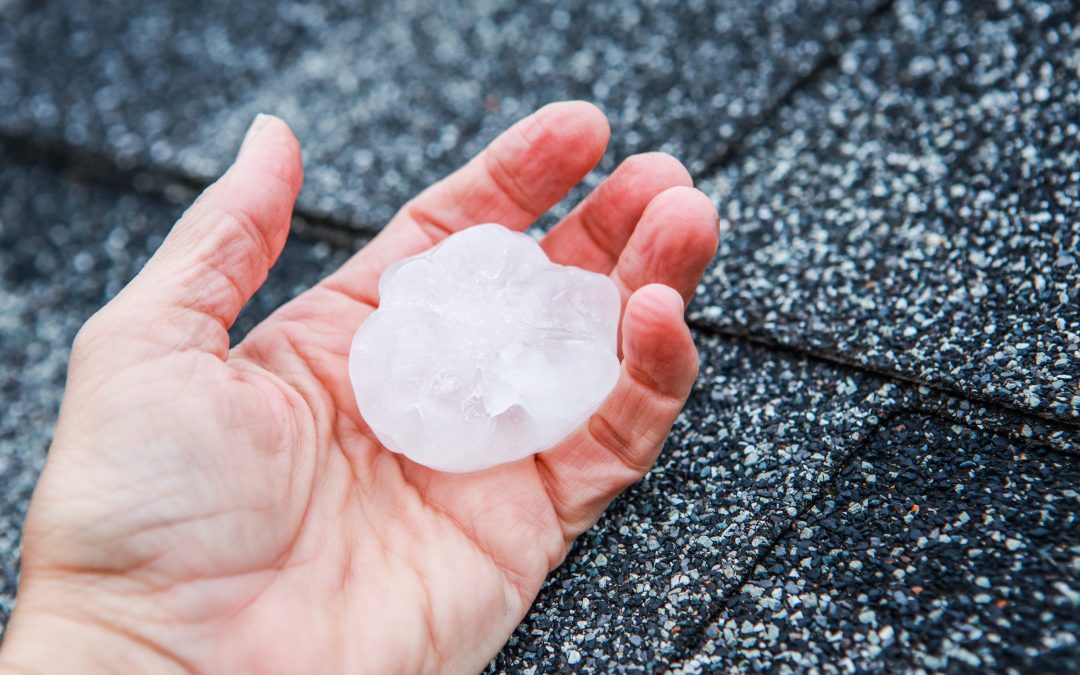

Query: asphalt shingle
[[693, 0, 1080, 422], [675, 412, 1080, 673], [1, 0, 885, 228], [0, 0, 356, 167]]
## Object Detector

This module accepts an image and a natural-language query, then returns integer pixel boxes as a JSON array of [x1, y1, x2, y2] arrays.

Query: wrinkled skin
[[0, 103, 719, 674]]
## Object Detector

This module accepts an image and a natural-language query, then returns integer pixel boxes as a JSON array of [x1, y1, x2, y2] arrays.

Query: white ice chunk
[[349, 223, 621, 472]]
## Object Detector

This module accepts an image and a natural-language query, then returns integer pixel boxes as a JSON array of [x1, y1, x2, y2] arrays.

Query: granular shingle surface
[[0, 0, 1078, 672], [1, 0, 885, 228], [0, 0, 356, 166], [694, 0, 1080, 421], [675, 413, 1080, 673]]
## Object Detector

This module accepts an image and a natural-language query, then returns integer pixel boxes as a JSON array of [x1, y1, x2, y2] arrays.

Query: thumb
[[92, 114, 303, 361]]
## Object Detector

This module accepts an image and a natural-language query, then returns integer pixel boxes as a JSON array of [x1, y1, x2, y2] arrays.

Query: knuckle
[[189, 207, 270, 311], [484, 147, 536, 215], [587, 412, 652, 476], [211, 206, 272, 264], [515, 110, 551, 147]]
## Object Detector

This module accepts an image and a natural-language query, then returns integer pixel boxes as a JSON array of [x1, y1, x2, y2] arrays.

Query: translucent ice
[[349, 223, 621, 473]]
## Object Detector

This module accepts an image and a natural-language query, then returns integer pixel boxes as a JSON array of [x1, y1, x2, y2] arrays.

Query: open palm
[[0, 103, 718, 674]]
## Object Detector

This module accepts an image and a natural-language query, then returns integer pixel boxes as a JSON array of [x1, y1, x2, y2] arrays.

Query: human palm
[[0, 103, 718, 674]]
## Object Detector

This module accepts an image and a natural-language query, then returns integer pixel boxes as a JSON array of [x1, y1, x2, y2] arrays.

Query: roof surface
[[1, 0, 1077, 672]]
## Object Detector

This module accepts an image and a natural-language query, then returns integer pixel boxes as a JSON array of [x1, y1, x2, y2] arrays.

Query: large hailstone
[[349, 223, 621, 473]]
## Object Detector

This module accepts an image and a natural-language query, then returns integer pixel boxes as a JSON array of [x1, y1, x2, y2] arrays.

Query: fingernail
[[239, 113, 271, 156]]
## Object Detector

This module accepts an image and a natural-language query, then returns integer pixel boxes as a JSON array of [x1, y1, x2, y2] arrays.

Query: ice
[[349, 223, 621, 472]]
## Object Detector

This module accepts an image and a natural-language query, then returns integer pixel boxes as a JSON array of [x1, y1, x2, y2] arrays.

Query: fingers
[[535, 284, 698, 540], [609, 185, 719, 307], [318, 101, 610, 307], [94, 115, 303, 360], [541, 152, 692, 273]]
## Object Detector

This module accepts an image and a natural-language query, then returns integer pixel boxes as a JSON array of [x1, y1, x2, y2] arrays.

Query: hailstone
[[349, 223, 621, 472]]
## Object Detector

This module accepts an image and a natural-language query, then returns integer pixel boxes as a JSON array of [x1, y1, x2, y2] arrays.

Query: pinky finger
[[535, 283, 698, 544]]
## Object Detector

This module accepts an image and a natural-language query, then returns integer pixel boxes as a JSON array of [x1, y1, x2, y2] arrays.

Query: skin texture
[[0, 102, 719, 674]]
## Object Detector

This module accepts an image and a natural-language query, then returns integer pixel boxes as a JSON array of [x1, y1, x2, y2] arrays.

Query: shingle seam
[[663, 405, 1076, 668], [0, 131, 384, 239], [662, 406, 909, 667], [0, 1, 900, 244], [0, 132, 374, 247], [686, 320, 1080, 432], [691, 0, 899, 182]]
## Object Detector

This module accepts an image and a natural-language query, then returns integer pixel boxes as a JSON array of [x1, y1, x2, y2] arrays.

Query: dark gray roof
[[1, 0, 884, 226], [693, 0, 1080, 423], [1, 0, 1077, 672]]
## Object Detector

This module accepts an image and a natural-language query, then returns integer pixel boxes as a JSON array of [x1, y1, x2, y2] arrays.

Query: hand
[[0, 102, 718, 674]]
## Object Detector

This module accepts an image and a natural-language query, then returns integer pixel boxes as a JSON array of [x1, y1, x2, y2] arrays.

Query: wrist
[[0, 600, 190, 675]]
